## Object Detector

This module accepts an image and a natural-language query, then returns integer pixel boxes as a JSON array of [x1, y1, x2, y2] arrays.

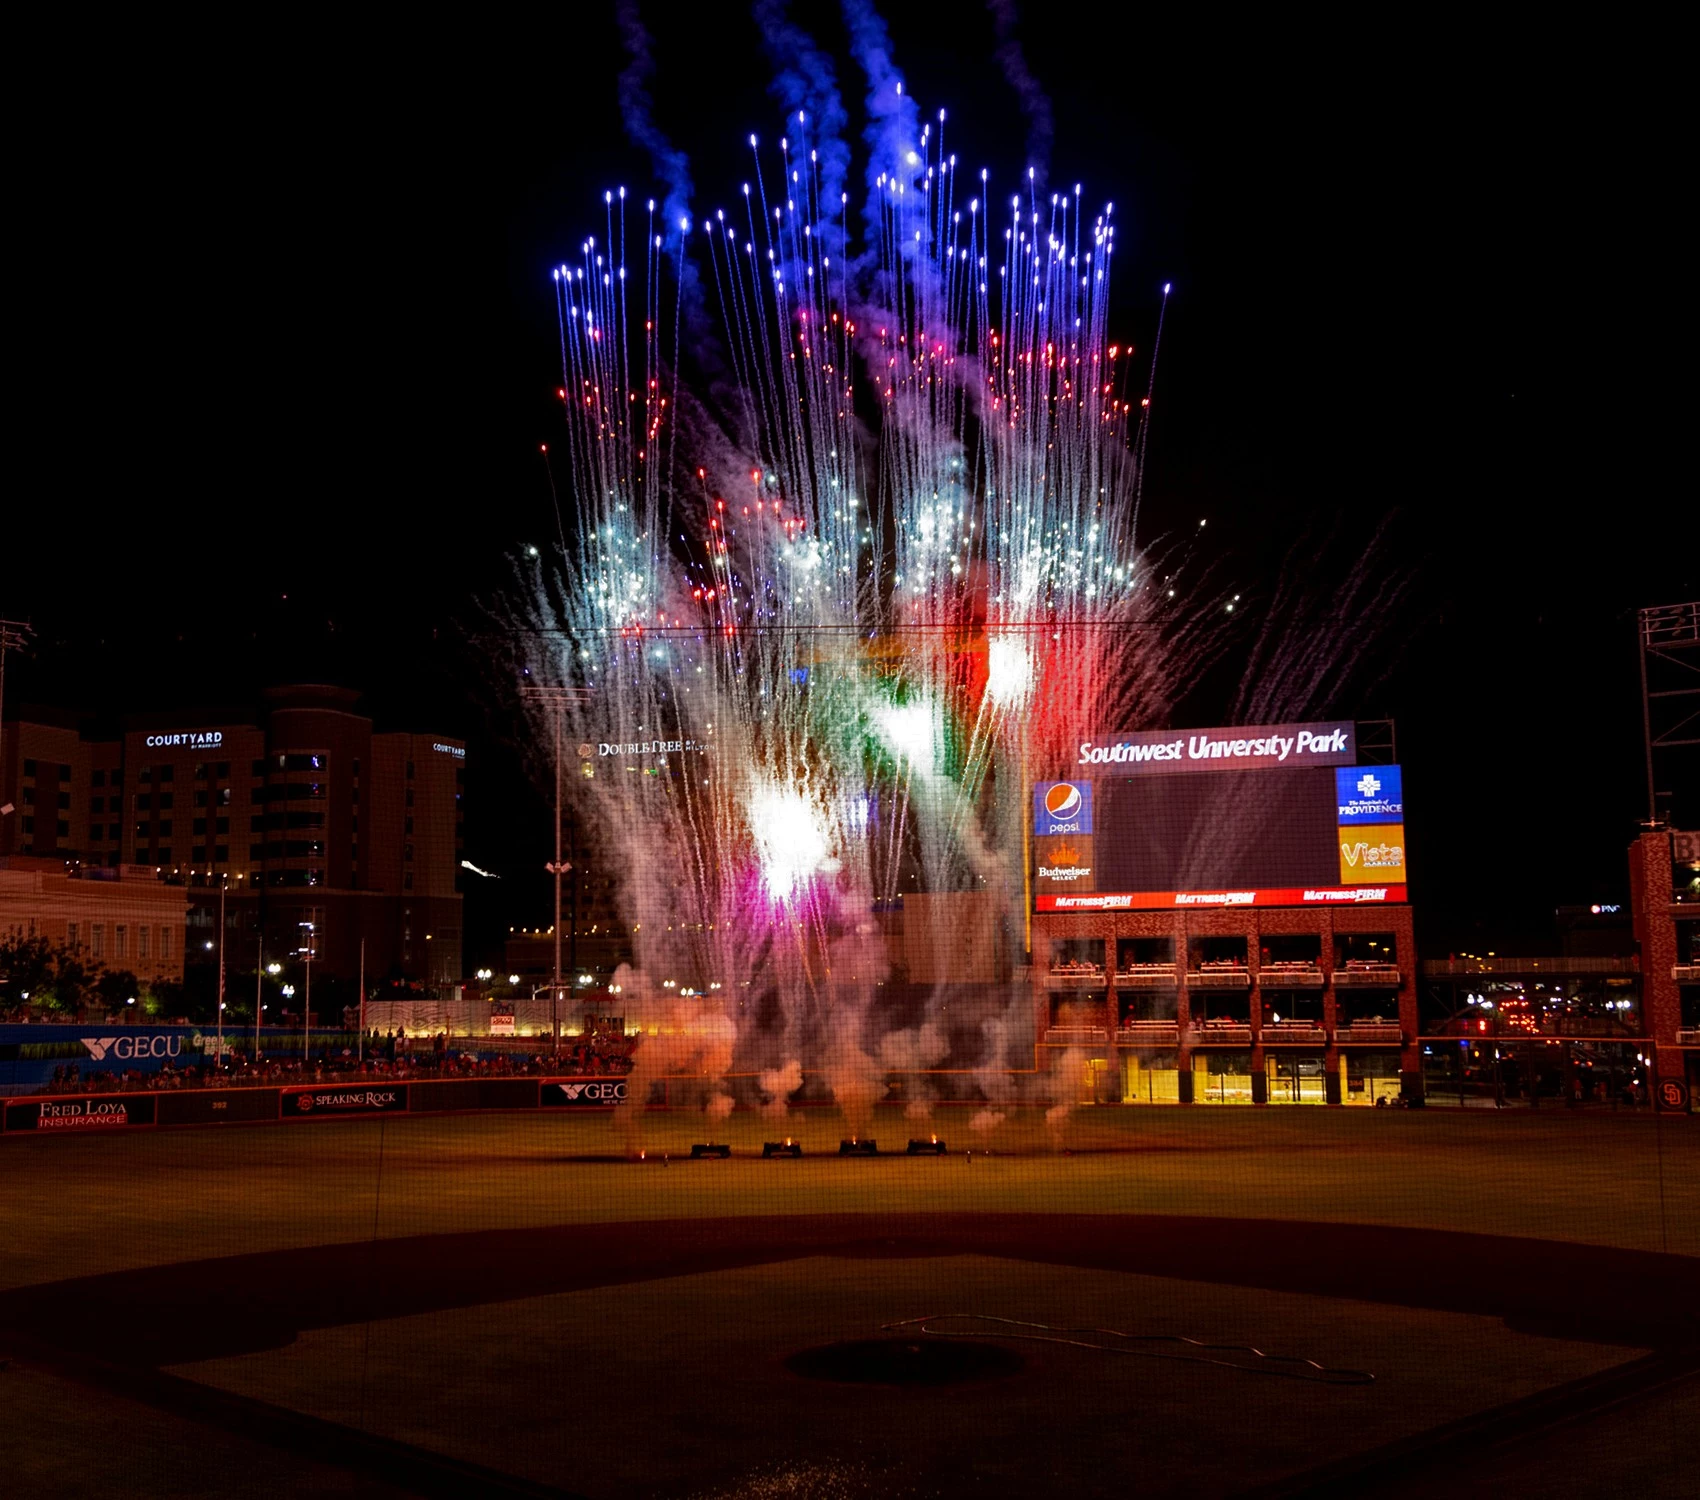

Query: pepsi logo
[[1044, 783, 1082, 819]]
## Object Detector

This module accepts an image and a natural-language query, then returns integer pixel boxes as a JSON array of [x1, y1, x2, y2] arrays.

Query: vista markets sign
[[1074, 721, 1356, 775], [143, 730, 224, 749]]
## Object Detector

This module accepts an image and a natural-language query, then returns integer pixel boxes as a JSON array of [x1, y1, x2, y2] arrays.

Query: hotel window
[[405, 789, 415, 808], [110, 769, 121, 788], [158, 792, 174, 810], [135, 822, 148, 841], [57, 819, 69, 837], [58, 764, 71, 782], [158, 765, 174, 782], [22, 788, 34, 805], [193, 846, 209, 862], [68, 923, 79, 948], [159, 820, 173, 837], [22, 758, 36, 777], [160, 927, 171, 960], [194, 763, 209, 781], [195, 791, 208, 808], [92, 769, 105, 786], [219, 787, 231, 805], [91, 796, 104, 813], [404, 872, 413, 890], [92, 925, 104, 957], [193, 818, 208, 835], [57, 791, 70, 809], [140, 766, 152, 782], [158, 847, 172, 863], [138, 793, 151, 811], [404, 844, 414, 861], [214, 845, 229, 864], [406, 761, 415, 779], [405, 816, 414, 835], [137, 927, 149, 961], [215, 761, 230, 778], [21, 815, 34, 833], [115, 925, 127, 960], [216, 817, 229, 834], [251, 759, 267, 777]]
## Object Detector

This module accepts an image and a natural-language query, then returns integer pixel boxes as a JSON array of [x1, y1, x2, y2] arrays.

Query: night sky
[[11, 8, 1693, 965]]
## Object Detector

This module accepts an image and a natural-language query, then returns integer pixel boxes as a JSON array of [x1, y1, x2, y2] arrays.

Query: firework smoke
[[499, 20, 1213, 1146]]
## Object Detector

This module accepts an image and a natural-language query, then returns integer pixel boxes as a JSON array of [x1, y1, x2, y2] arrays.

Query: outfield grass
[[2, 1104, 1695, 1292]]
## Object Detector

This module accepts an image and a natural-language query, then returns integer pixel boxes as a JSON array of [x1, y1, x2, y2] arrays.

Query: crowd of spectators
[[41, 1030, 635, 1095]]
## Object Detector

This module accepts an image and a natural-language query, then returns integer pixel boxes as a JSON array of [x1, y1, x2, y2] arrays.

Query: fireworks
[[504, 80, 1204, 1130]]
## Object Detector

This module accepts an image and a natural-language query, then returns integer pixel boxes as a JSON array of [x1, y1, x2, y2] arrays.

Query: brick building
[[1629, 828, 1700, 1110], [2, 685, 464, 986]]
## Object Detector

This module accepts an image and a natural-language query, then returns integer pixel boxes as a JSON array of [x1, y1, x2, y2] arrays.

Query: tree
[[95, 968, 141, 1013], [0, 934, 99, 1019]]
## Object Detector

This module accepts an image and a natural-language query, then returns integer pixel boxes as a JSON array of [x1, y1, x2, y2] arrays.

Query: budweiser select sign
[[1075, 721, 1356, 775]]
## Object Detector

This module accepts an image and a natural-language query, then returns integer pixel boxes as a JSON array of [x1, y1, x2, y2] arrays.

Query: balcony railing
[[1258, 963, 1324, 988], [1191, 1019, 1252, 1044], [1336, 1022, 1404, 1044], [1044, 966, 1106, 991], [1674, 964, 1700, 984], [1044, 1025, 1107, 1046], [1261, 1023, 1328, 1044], [1677, 1028, 1700, 1046], [1335, 964, 1402, 987], [1188, 967, 1251, 989], [1115, 964, 1178, 988], [1117, 1021, 1180, 1046]]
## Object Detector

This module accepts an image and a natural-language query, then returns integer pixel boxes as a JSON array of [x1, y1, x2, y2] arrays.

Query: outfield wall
[[0, 1075, 638, 1135]]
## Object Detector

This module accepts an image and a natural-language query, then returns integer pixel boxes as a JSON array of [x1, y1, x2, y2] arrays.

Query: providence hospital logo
[[1356, 773, 1381, 799]]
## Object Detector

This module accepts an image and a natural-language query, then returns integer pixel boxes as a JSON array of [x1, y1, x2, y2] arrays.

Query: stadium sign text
[[143, 730, 223, 749], [1074, 721, 1356, 775], [542, 1079, 628, 1106], [1036, 885, 1404, 911], [81, 1035, 182, 1062], [281, 1086, 407, 1117]]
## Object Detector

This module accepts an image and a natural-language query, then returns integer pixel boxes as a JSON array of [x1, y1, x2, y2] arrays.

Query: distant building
[[1, 685, 464, 986], [0, 857, 188, 989]]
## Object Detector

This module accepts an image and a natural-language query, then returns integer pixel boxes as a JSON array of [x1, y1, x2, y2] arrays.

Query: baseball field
[[2, 1105, 1696, 1498]]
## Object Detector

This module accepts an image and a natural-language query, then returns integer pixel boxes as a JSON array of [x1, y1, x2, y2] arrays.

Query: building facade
[[1630, 828, 1700, 1111], [2, 685, 465, 986], [0, 860, 188, 990]]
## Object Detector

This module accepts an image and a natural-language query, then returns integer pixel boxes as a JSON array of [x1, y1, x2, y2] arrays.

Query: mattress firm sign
[[1074, 721, 1356, 775]]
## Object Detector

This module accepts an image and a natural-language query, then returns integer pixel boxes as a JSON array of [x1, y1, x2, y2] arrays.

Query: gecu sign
[[81, 1035, 182, 1062]]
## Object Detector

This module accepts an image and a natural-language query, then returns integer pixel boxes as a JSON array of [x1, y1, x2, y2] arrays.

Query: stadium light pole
[[215, 874, 226, 1069], [520, 684, 591, 1059]]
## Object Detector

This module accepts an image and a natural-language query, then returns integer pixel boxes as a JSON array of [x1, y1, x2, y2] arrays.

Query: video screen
[[1094, 767, 1342, 891]]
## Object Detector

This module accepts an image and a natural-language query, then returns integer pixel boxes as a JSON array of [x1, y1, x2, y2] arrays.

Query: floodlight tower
[[520, 683, 593, 1055]]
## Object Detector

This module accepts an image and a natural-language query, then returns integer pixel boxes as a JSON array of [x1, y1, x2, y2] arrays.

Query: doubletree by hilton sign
[[143, 730, 224, 749]]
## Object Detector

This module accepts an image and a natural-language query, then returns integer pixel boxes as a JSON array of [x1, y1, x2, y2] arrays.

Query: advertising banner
[[1036, 885, 1407, 911], [1034, 781, 1093, 836], [1338, 825, 1408, 884], [1336, 766, 1403, 824], [1072, 721, 1355, 776], [280, 1085, 407, 1118], [5, 1095, 157, 1132], [541, 1078, 628, 1107], [1034, 835, 1096, 894]]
